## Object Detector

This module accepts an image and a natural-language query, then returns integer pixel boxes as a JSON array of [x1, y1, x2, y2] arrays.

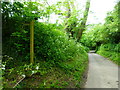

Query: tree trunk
[[65, 1, 71, 34], [64, 1, 77, 38], [77, 0, 91, 42]]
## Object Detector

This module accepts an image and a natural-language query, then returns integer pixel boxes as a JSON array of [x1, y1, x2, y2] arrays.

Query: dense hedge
[[3, 22, 87, 65], [34, 23, 87, 62]]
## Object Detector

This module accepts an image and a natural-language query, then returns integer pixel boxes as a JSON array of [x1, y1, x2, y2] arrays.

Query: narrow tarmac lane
[[85, 53, 119, 88]]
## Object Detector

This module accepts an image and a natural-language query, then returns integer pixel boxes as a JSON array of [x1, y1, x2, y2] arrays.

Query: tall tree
[[64, 0, 78, 37], [77, 0, 91, 42]]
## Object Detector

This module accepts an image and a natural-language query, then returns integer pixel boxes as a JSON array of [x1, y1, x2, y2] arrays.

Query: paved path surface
[[85, 53, 119, 88]]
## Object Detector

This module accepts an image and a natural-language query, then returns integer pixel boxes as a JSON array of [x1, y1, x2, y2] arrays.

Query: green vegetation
[[97, 43, 120, 65], [2, 21, 88, 88], [1, 0, 119, 89], [97, 2, 120, 65], [81, 1, 120, 65], [2, 1, 88, 88]]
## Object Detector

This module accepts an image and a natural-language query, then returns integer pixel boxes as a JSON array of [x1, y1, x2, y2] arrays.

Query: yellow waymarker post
[[30, 20, 34, 64]]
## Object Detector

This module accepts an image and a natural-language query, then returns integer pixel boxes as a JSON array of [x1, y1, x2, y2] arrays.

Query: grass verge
[[97, 50, 120, 66]]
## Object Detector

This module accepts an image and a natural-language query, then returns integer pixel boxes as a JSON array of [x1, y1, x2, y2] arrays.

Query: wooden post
[[30, 20, 34, 64]]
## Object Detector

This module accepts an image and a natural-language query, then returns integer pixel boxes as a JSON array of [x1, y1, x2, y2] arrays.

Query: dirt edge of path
[[80, 59, 89, 88]]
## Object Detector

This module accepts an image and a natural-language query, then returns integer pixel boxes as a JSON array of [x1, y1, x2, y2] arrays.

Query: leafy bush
[[98, 43, 120, 52], [34, 22, 87, 63]]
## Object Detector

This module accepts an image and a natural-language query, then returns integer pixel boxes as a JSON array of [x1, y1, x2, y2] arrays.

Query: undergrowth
[[17, 53, 88, 88], [2, 52, 88, 88], [97, 43, 120, 65]]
